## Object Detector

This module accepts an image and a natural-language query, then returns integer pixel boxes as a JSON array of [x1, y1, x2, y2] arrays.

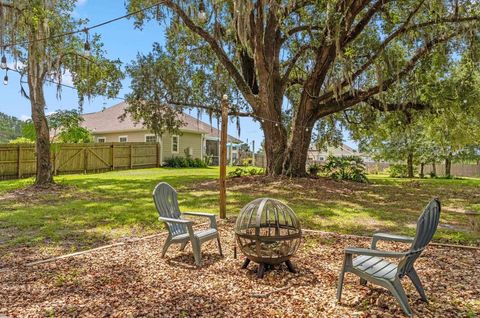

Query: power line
[[0, 1, 313, 131], [1, 1, 165, 49]]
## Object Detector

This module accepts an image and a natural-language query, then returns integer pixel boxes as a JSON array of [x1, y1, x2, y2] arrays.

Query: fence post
[[111, 143, 115, 170], [84, 147, 88, 174], [17, 145, 21, 179], [156, 142, 160, 167], [130, 144, 133, 169]]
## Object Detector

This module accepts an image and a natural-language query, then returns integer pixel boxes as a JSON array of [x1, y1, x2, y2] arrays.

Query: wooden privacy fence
[[0, 142, 160, 180]]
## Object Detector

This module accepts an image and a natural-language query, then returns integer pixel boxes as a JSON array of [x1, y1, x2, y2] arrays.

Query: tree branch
[[366, 98, 429, 111], [343, 0, 393, 46], [281, 25, 322, 44], [316, 13, 480, 104], [166, 100, 252, 117], [281, 45, 314, 86], [161, 0, 257, 107], [316, 29, 463, 117]]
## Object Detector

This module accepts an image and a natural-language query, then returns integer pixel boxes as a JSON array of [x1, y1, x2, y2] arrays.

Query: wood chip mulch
[[1, 223, 478, 318]]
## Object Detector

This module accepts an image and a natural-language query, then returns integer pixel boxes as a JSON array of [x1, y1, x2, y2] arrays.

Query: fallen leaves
[[0, 225, 478, 317]]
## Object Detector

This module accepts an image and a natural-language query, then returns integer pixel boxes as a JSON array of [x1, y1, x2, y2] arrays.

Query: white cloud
[[20, 115, 31, 121]]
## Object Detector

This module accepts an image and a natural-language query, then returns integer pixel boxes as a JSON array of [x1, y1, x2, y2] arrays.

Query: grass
[[0, 168, 479, 264]]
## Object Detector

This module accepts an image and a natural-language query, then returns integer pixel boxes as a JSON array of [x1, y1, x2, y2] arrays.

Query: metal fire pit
[[235, 198, 302, 278]]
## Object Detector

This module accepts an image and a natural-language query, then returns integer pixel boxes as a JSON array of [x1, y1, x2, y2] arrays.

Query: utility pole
[[219, 94, 228, 219]]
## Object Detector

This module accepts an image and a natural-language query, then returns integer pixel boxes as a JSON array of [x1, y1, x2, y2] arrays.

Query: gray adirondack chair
[[337, 198, 441, 317], [153, 182, 222, 267]]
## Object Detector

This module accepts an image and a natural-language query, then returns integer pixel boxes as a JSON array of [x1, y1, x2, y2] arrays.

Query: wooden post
[[17, 145, 21, 179], [156, 142, 160, 167], [83, 147, 88, 174], [219, 95, 228, 219], [130, 144, 133, 169], [111, 143, 115, 170]]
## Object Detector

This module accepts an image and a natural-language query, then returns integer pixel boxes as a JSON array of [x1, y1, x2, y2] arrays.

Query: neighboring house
[[81, 102, 242, 165], [307, 143, 375, 163]]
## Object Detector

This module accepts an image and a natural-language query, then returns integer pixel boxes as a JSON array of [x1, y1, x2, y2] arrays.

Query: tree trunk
[[28, 26, 53, 186], [407, 152, 414, 178], [445, 156, 452, 178], [261, 121, 287, 176], [282, 120, 314, 177], [420, 162, 425, 178], [29, 78, 53, 185]]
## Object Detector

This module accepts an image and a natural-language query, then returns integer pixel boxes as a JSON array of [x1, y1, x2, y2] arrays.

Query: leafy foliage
[[307, 163, 321, 177], [8, 137, 34, 144], [228, 167, 264, 178], [126, 0, 480, 176], [163, 156, 208, 168], [0, 113, 24, 143], [348, 56, 480, 177], [1, 0, 123, 184], [322, 156, 368, 183], [21, 110, 93, 143], [49, 110, 92, 143], [387, 164, 417, 178]]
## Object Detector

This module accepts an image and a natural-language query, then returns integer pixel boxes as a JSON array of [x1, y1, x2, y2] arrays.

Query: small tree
[[0, 1, 123, 186], [49, 110, 92, 143]]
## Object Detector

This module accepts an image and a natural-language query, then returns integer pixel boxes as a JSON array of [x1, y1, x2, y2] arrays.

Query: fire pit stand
[[235, 198, 302, 278]]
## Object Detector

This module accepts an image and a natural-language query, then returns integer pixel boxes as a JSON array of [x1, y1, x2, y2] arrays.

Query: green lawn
[[1, 168, 479, 264]]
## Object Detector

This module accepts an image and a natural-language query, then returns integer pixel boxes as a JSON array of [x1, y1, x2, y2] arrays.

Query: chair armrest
[[182, 212, 216, 218], [371, 233, 414, 249], [182, 212, 218, 229], [158, 216, 193, 224], [345, 247, 406, 258]]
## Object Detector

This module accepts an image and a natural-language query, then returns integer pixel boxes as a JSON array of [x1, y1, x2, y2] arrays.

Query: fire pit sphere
[[235, 198, 302, 278]]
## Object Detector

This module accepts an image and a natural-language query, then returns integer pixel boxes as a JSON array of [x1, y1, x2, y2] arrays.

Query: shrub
[[163, 156, 208, 168], [9, 137, 35, 144], [307, 163, 321, 177], [429, 171, 437, 178], [242, 158, 253, 166], [228, 167, 264, 178], [387, 164, 418, 178], [321, 155, 368, 183]]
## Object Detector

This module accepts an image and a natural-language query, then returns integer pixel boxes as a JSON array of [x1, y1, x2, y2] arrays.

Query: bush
[[242, 158, 253, 166], [387, 164, 408, 178], [321, 155, 368, 183], [307, 163, 321, 177], [164, 156, 208, 168], [429, 171, 437, 178], [228, 167, 264, 178], [387, 164, 418, 178], [9, 137, 35, 144]]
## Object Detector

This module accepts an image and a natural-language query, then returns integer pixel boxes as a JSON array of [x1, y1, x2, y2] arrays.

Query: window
[[172, 135, 179, 153], [97, 137, 106, 143], [119, 136, 128, 142], [145, 134, 157, 143]]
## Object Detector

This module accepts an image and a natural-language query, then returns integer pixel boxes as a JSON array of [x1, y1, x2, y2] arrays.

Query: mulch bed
[[1, 222, 478, 318]]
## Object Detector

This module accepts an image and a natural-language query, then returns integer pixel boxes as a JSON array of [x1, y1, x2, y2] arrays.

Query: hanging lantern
[[198, 1, 207, 22], [1, 48, 7, 69], [3, 70, 8, 85], [84, 29, 91, 56]]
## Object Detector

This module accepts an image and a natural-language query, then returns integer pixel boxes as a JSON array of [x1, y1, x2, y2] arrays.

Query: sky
[[0, 1, 356, 150]]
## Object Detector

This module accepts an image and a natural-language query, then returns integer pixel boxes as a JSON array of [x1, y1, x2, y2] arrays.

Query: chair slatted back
[[153, 182, 187, 237], [398, 198, 441, 277]]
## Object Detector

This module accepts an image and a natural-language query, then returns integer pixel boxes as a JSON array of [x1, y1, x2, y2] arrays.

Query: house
[[81, 102, 243, 165], [307, 143, 375, 163]]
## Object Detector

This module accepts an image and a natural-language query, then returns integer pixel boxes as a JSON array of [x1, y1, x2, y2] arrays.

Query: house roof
[[81, 102, 243, 143]]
